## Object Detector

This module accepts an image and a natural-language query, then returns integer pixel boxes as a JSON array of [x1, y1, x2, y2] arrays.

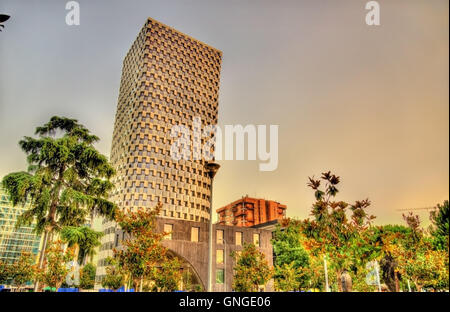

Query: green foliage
[[10, 252, 36, 288], [113, 203, 168, 289], [152, 257, 182, 292], [79, 263, 96, 289], [272, 222, 310, 290], [102, 260, 125, 291], [37, 240, 74, 289], [381, 212, 449, 291], [429, 200, 449, 251], [1, 116, 117, 236], [231, 243, 272, 292], [0, 253, 36, 288], [0, 260, 12, 285], [109, 203, 184, 291], [60, 226, 103, 264], [272, 223, 310, 269], [301, 171, 376, 291], [181, 270, 193, 291], [274, 262, 303, 291]]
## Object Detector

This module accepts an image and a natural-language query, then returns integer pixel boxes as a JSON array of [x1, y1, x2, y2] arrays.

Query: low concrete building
[[112, 217, 274, 291]]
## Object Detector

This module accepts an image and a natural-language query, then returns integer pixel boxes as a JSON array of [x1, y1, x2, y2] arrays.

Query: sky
[[0, 0, 448, 225]]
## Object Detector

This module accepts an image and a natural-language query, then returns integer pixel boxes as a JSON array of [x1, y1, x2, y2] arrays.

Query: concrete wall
[[114, 217, 274, 291]]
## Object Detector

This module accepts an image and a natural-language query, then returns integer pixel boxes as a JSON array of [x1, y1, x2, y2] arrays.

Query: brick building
[[216, 196, 287, 227]]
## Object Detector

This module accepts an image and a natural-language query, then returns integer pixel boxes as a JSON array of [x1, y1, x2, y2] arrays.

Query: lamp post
[[205, 162, 220, 292], [324, 255, 329, 292], [0, 14, 11, 32], [223, 238, 227, 292]]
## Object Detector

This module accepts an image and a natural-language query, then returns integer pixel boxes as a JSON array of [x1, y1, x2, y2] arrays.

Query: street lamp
[[0, 15, 11, 32], [205, 162, 220, 292]]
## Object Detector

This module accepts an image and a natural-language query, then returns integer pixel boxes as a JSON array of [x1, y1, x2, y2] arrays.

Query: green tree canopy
[[10, 252, 36, 289], [102, 259, 125, 291], [113, 203, 170, 290], [0, 260, 12, 285], [231, 243, 272, 292], [61, 226, 103, 264], [152, 257, 183, 292], [1, 116, 117, 270], [79, 263, 96, 290], [300, 171, 377, 291], [429, 200, 449, 251], [272, 222, 310, 291], [2, 116, 116, 233], [37, 240, 74, 289]]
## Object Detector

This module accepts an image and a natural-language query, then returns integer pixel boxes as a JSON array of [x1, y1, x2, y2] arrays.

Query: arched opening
[[165, 249, 205, 292]]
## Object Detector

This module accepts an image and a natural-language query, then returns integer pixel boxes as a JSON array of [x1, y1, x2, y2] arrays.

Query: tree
[[79, 263, 96, 290], [383, 213, 449, 291], [181, 270, 193, 291], [37, 240, 74, 289], [113, 203, 169, 291], [274, 262, 302, 291], [372, 224, 411, 292], [152, 257, 183, 292], [102, 259, 125, 291], [0, 260, 12, 285], [10, 252, 36, 290], [104, 203, 183, 292], [429, 200, 449, 251], [1, 116, 117, 273], [231, 243, 272, 292], [272, 222, 310, 291], [61, 226, 103, 264], [301, 171, 377, 292]]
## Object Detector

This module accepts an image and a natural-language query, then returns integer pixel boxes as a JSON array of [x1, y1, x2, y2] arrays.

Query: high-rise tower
[[0, 189, 43, 264], [97, 18, 222, 279]]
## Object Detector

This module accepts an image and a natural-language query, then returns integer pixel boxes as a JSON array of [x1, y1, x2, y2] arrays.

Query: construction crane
[[396, 207, 435, 212]]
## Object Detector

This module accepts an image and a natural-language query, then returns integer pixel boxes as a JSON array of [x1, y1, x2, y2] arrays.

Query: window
[[253, 233, 260, 247], [164, 224, 173, 240], [235, 232, 242, 246], [216, 269, 224, 284], [216, 249, 224, 264], [191, 227, 199, 242], [216, 229, 224, 244]]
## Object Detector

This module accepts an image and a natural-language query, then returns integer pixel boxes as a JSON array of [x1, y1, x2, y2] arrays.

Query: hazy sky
[[0, 0, 448, 225]]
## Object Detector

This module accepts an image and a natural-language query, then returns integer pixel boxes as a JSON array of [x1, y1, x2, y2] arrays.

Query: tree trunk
[[415, 282, 422, 292], [34, 229, 50, 292], [338, 270, 352, 292], [37, 230, 49, 268], [73, 244, 80, 265], [394, 272, 399, 292], [336, 271, 342, 292]]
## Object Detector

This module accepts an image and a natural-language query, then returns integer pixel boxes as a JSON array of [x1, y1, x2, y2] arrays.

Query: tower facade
[[97, 18, 222, 279], [0, 189, 43, 264]]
